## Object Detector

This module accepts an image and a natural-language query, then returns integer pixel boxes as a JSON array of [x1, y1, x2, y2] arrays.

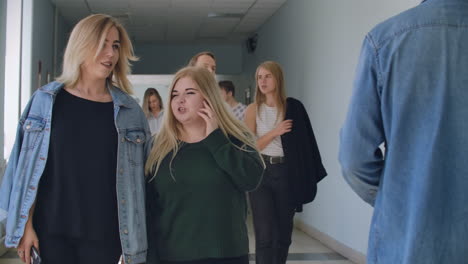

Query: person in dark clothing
[[0, 14, 150, 264], [145, 66, 264, 264], [245, 61, 327, 264]]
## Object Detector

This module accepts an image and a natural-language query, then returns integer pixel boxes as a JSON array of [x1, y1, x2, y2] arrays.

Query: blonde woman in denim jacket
[[0, 14, 150, 264]]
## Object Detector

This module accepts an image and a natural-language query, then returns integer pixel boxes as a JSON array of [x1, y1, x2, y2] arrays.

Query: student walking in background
[[145, 66, 264, 264], [219, 80, 247, 121], [0, 14, 150, 264], [188, 51, 217, 75], [143, 87, 164, 135], [245, 61, 327, 264]]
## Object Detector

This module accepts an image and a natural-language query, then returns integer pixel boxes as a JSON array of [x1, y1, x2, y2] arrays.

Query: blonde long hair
[[145, 66, 262, 179], [56, 14, 138, 94], [142, 88, 164, 118], [254, 61, 287, 121]]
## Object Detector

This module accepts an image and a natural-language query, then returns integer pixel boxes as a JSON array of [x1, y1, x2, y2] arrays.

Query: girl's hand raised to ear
[[198, 100, 219, 137]]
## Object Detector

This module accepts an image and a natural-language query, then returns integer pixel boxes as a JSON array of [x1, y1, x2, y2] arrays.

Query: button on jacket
[[0, 81, 150, 264]]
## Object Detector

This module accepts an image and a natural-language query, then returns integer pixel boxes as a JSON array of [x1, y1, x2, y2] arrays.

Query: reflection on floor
[[0, 221, 355, 264], [247, 222, 355, 264]]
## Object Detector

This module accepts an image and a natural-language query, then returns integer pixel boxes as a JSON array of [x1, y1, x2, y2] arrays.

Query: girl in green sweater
[[145, 66, 265, 264]]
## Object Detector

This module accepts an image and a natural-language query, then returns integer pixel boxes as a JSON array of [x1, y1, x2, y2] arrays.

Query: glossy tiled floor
[[246, 218, 355, 264], [0, 219, 355, 264]]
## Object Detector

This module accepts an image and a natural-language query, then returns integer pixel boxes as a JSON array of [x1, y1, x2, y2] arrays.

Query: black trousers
[[35, 234, 122, 264], [160, 255, 249, 264], [249, 162, 296, 264]]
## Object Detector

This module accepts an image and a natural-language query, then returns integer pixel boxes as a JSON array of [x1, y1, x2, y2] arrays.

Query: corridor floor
[[246, 224, 354, 264], [0, 224, 354, 264]]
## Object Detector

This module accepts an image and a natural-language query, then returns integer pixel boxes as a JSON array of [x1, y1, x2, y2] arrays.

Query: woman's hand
[[273, 119, 293, 136], [17, 222, 39, 264], [198, 100, 219, 137]]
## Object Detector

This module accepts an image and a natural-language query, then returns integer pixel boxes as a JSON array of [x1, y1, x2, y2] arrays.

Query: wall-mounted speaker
[[246, 34, 258, 53]]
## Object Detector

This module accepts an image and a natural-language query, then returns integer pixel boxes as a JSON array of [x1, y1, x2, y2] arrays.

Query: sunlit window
[[3, 0, 22, 161]]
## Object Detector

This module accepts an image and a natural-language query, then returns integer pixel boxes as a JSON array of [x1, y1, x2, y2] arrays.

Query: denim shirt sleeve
[[339, 35, 385, 206], [0, 94, 35, 223]]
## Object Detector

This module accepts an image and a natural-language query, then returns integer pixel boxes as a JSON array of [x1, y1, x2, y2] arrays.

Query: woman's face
[[257, 67, 277, 95], [81, 26, 120, 81], [171, 77, 205, 125], [149, 95, 160, 112]]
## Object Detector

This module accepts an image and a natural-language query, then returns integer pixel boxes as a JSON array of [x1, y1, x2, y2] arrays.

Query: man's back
[[339, 0, 468, 263]]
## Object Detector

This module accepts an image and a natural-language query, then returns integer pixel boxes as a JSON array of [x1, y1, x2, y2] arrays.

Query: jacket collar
[[39, 81, 64, 94], [107, 82, 134, 108], [39, 80, 134, 108]]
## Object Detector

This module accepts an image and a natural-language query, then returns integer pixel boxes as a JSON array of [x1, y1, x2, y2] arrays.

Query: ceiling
[[50, 0, 288, 45]]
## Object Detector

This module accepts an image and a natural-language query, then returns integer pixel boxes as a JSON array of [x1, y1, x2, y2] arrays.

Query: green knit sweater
[[146, 129, 264, 262]]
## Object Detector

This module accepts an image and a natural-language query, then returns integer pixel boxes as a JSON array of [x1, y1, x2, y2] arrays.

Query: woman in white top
[[143, 88, 164, 135], [245, 61, 293, 264]]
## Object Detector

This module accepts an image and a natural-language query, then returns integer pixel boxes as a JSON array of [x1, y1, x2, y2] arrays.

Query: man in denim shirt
[[339, 0, 468, 263]]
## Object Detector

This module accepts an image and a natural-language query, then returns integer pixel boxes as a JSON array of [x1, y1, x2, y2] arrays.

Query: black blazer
[[281, 97, 327, 212]]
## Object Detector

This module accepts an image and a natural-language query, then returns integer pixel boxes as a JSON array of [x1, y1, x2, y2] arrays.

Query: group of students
[[142, 53, 247, 136], [0, 13, 326, 264]]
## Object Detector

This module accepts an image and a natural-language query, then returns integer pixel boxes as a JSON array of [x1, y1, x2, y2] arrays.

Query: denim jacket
[[339, 0, 468, 263], [0, 81, 150, 264]]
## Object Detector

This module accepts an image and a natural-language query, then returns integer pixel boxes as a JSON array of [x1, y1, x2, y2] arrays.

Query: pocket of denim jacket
[[21, 117, 46, 150], [124, 129, 146, 166]]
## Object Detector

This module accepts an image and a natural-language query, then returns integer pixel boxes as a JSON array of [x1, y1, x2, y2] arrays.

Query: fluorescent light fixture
[[207, 12, 244, 18]]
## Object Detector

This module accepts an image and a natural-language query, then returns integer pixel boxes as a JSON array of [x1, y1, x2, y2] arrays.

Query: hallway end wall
[[242, 0, 417, 259], [132, 44, 243, 75]]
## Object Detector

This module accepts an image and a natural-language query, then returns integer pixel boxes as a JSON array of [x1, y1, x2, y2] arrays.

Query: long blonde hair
[[145, 66, 262, 179], [142, 88, 164, 118], [56, 14, 138, 94], [254, 61, 287, 121]]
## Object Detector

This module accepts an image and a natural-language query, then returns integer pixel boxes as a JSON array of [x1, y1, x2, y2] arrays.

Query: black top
[[281, 97, 327, 212], [34, 89, 119, 241]]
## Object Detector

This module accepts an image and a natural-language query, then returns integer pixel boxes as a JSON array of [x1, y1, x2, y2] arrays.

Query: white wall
[[0, 0, 6, 162], [128, 74, 250, 109], [242, 0, 418, 256], [132, 44, 243, 75], [4, 0, 22, 160]]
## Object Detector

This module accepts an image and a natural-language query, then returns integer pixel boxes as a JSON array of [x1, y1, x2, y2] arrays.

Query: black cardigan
[[281, 97, 327, 212]]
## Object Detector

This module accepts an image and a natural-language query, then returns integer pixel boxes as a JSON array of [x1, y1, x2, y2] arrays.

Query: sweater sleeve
[[202, 129, 264, 192]]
